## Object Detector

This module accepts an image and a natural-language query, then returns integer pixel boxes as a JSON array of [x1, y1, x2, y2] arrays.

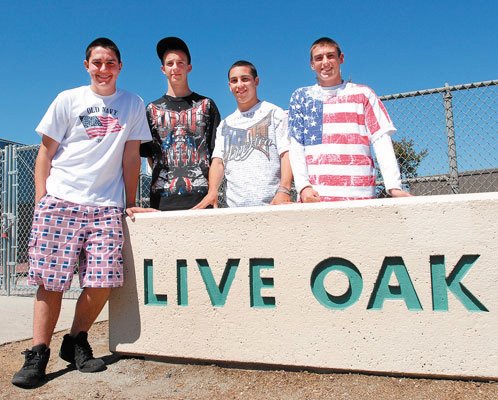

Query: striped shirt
[[288, 82, 400, 201]]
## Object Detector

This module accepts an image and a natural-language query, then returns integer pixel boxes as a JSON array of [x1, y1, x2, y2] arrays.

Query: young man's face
[[310, 43, 344, 87], [228, 66, 259, 111], [84, 46, 122, 96], [161, 50, 192, 84]]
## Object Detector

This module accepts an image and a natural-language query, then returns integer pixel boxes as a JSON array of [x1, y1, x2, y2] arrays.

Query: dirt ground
[[1, 321, 497, 400]]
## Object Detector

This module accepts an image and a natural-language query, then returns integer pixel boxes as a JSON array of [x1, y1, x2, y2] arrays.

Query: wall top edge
[[128, 192, 498, 221]]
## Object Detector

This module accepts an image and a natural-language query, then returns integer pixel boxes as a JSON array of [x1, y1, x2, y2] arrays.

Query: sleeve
[[364, 88, 397, 142], [35, 92, 71, 143], [139, 141, 153, 158], [127, 96, 153, 143], [287, 90, 311, 194], [207, 99, 221, 160], [273, 107, 290, 155], [211, 120, 225, 161], [372, 133, 402, 191]]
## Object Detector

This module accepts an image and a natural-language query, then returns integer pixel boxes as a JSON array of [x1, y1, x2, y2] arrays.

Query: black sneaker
[[59, 331, 106, 373], [12, 344, 50, 388]]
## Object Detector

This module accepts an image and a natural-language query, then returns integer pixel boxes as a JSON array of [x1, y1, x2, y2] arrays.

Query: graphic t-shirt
[[212, 101, 289, 207], [35, 86, 151, 207], [140, 92, 220, 211]]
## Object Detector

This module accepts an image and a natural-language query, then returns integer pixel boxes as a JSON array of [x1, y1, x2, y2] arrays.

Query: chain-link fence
[[378, 80, 498, 195], [11, 146, 47, 295], [1, 79, 497, 297], [137, 173, 151, 208]]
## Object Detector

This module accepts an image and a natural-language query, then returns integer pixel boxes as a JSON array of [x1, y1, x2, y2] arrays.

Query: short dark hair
[[310, 37, 342, 60], [86, 37, 121, 63], [228, 60, 258, 79]]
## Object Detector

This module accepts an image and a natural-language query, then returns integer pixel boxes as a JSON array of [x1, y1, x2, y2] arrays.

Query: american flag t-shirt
[[289, 82, 396, 201]]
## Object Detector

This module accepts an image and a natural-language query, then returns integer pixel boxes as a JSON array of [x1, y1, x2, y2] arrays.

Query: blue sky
[[1, 0, 497, 145]]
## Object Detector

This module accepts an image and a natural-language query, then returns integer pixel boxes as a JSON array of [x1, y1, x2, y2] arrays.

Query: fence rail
[[1, 79, 497, 296]]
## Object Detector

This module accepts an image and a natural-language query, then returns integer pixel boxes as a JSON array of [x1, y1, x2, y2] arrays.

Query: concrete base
[[109, 193, 498, 379]]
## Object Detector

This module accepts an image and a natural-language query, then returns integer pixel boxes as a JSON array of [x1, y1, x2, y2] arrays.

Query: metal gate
[[0, 145, 82, 297]]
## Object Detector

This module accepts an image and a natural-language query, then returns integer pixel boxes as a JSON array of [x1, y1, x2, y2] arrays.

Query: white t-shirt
[[36, 86, 151, 207], [212, 101, 290, 207]]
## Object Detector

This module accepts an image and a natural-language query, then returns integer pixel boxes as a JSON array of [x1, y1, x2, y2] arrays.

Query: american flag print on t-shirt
[[288, 82, 396, 201], [80, 115, 123, 139]]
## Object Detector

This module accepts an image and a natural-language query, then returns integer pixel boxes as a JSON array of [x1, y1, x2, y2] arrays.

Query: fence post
[[138, 173, 144, 207], [443, 83, 459, 194], [3, 145, 14, 295], [0, 148, 6, 293]]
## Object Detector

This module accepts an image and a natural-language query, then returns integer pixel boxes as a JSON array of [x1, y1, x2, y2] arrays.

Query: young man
[[140, 37, 221, 211], [12, 38, 152, 389], [193, 61, 292, 208], [288, 37, 412, 202]]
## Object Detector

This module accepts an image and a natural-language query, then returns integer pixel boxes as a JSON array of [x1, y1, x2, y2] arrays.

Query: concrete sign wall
[[109, 193, 498, 379]]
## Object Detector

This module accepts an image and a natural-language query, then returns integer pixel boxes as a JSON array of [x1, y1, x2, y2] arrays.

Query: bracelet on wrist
[[299, 185, 312, 195], [276, 186, 291, 196]]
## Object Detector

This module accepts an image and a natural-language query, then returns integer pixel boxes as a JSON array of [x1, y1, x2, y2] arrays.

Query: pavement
[[0, 294, 108, 345]]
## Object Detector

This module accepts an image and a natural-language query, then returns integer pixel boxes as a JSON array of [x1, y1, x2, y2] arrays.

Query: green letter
[[250, 258, 276, 308], [177, 259, 188, 306], [311, 257, 363, 310], [197, 259, 239, 307], [144, 259, 167, 306], [367, 257, 422, 311], [431, 255, 488, 312]]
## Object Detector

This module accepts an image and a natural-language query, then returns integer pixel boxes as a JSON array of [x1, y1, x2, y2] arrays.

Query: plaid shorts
[[27, 195, 125, 292]]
